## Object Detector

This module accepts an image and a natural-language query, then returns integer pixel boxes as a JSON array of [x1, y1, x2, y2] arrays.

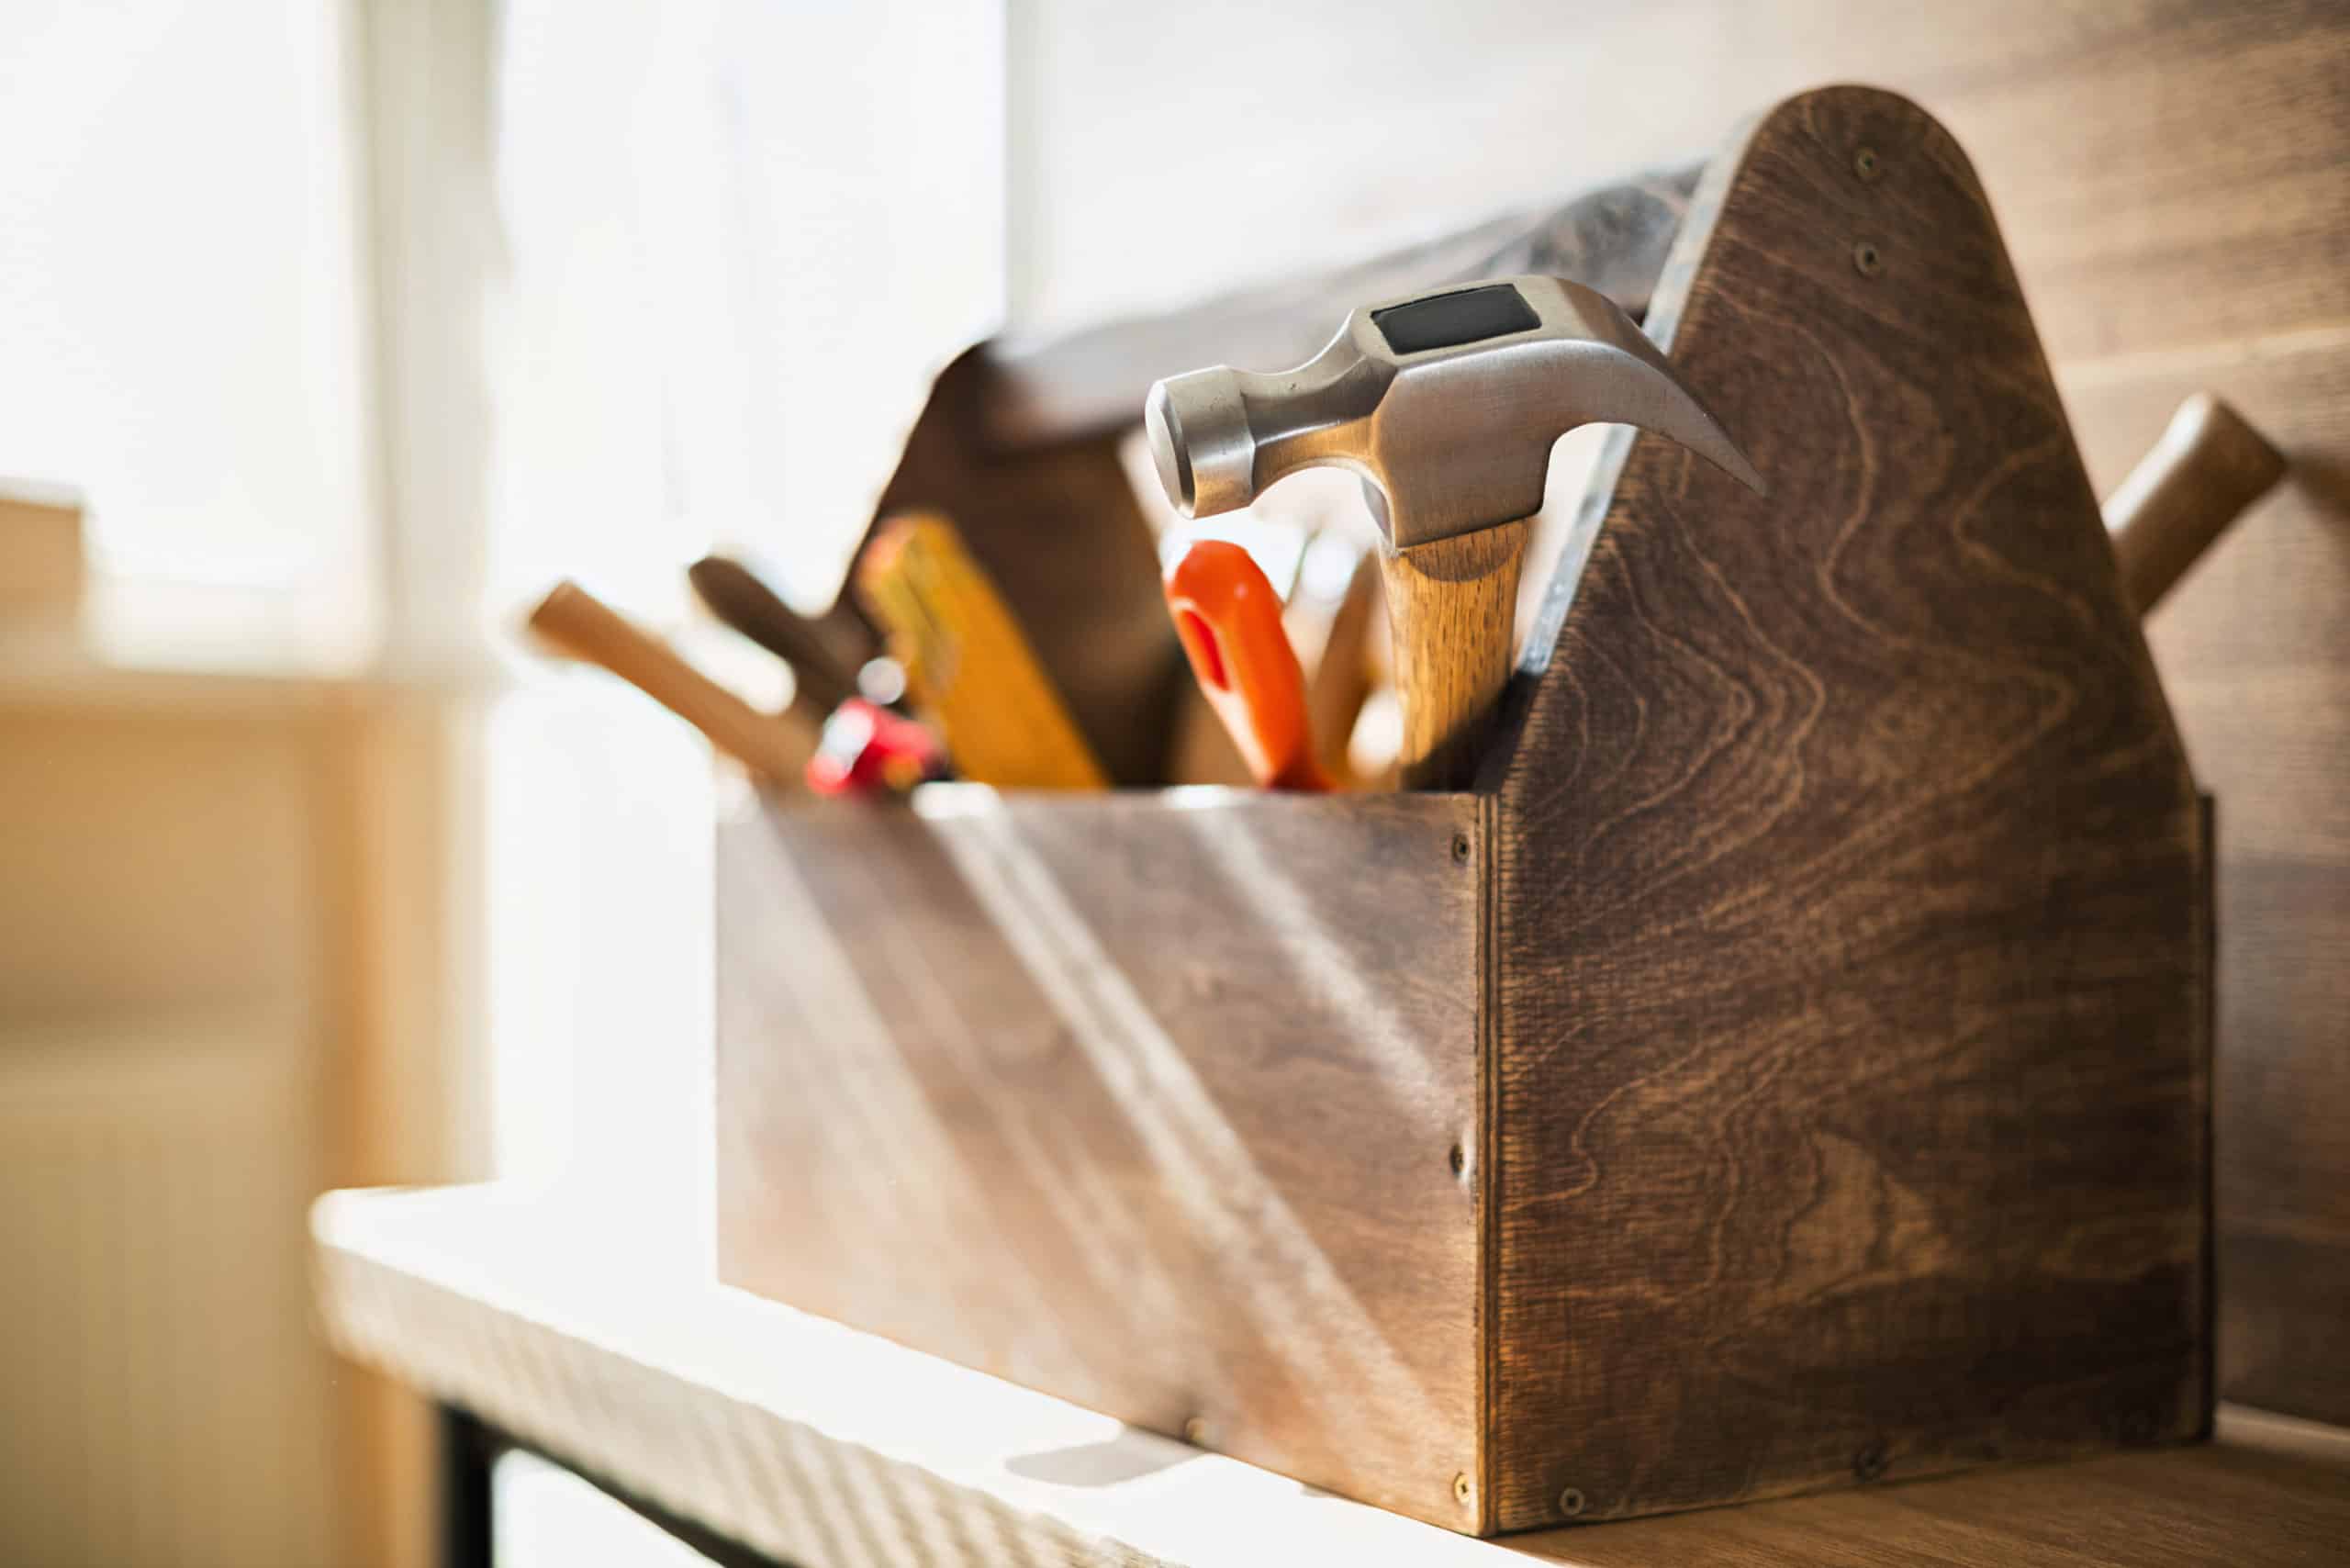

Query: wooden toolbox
[[714, 86, 2210, 1536]]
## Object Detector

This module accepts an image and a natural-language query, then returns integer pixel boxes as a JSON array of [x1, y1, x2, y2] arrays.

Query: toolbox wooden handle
[[527, 580, 815, 782], [1379, 518, 1528, 791], [2105, 393, 2286, 616]]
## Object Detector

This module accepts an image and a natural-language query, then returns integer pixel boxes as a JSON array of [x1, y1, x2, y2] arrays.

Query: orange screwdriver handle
[[1164, 541, 1332, 792]]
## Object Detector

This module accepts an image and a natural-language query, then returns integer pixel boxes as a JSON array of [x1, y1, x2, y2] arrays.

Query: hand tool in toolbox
[[854, 511, 1108, 790], [1163, 539, 1333, 791], [805, 698, 946, 797], [687, 554, 877, 715], [1145, 274, 1762, 789], [1285, 537, 1382, 790], [525, 579, 818, 784], [2102, 392, 2286, 616]]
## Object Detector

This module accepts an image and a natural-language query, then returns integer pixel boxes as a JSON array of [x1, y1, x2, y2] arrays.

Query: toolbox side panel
[[1487, 87, 2210, 1529], [715, 787, 1485, 1530]]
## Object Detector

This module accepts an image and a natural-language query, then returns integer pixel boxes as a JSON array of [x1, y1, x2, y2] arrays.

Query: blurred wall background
[[3, 2, 2344, 1565]]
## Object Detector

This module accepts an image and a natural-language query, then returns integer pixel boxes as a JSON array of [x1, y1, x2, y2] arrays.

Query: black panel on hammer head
[[1371, 283, 1539, 356]]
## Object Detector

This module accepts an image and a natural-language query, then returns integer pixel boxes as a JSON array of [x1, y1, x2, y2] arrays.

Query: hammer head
[[1144, 275, 1762, 550]]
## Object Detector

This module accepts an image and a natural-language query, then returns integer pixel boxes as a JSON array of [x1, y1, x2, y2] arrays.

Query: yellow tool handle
[[526, 579, 815, 782], [856, 513, 1107, 790]]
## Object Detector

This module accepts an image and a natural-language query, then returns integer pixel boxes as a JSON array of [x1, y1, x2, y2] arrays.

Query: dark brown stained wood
[[865, 351, 1181, 785], [2059, 334, 2350, 1428], [715, 786, 1485, 1529], [1521, 1408, 2350, 1566], [978, 172, 1697, 451], [1486, 87, 2210, 1529]]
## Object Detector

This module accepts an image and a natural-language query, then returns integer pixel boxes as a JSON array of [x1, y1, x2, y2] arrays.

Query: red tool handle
[[1164, 540, 1332, 791]]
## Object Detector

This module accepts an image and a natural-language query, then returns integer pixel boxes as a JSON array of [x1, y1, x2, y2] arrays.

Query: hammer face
[[1143, 275, 1762, 550]]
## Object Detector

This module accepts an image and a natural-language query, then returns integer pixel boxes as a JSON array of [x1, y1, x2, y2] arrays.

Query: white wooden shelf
[[313, 1184, 2350, 1568]]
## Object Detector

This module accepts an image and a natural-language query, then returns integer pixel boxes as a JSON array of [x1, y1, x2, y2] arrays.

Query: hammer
[[1144, 275, 1762, 789]]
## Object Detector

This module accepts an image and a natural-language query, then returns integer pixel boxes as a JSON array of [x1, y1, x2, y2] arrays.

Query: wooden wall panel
[[2060, 333, 2350, 1425]]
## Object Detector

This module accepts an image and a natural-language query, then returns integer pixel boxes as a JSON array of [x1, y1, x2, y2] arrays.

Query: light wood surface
[[1484, 87, 2210, 1529], [2105, 394, 2288, 615], [716, 785, 1483, 1529], [526, 580, 816, 783], [0, 484, 83, 637], [313, 1184, 2350, 1568], [1380, 520, 1529, 791]]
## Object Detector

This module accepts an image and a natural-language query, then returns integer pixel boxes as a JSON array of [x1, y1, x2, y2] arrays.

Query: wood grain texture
[[2060, 330, 2350, 1428], [716, 786, 1485, 1529], [1382, 520, 1530, 791], [2104, 394, 2287, 615], [315, 1186, 2350, 1568], [867, 351, 1181, 786], [1485, 88, 2210, 1529]]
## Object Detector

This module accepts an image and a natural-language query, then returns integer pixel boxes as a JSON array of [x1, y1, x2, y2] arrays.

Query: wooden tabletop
[[313, 1185, 2350, 1567]]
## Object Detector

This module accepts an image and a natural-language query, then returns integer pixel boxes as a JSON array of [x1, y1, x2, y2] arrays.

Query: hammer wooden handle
[[527, 580, 815, 782], [1380, 518, 1529, 790], [2105, 393, 2285, 616]]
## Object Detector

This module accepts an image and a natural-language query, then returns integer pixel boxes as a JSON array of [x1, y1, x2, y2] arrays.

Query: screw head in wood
[[1448, 1141, 1467, 1177], [1854, 1439, 1889, 1482], [1453, 1472, 1474, 1508], [1559, 1485, 1586, 1518], [1451, 831, 1472, 866], [1852, 241, 1884, 277], [1854, 145, 1882, 181]]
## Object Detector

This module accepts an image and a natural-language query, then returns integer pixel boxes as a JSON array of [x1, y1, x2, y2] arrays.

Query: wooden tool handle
[[687, 555, 864, 711], [856, 513, 1108, 790], [527, 580, 815, 782], [2104, 393, 2286, 616], [1379, 518, 1529, 790], [1294, 546, 1382, 789]]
